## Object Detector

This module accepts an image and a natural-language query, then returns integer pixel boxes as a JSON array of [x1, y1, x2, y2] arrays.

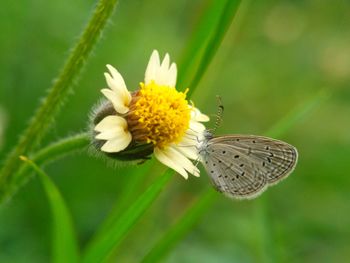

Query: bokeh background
[[1, 0, 350, 262]]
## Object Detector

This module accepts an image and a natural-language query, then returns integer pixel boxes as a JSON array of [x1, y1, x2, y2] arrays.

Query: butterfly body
[[199, 132, 298, 199]]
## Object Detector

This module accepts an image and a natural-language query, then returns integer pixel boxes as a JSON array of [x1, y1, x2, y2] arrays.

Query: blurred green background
[[1, 0, 350, 262]]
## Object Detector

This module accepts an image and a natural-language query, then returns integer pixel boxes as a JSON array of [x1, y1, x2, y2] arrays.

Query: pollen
[[127, 81, 191, 148]]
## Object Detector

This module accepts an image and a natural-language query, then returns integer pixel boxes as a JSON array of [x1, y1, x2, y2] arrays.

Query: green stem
[[92, 160, 157, 242], [82, 170, 174, 263], [265, 89, 331, 138], [187, 0, 241, 97], [12, 133, 90, 193], [0, 0, 119, 203], [253, 197, 276, 263], [177, 0, 227, 89], [141, 189, 218, 263]]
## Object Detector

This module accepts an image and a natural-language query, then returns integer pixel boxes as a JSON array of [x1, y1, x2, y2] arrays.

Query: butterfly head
[[203, 130, 214, 141]]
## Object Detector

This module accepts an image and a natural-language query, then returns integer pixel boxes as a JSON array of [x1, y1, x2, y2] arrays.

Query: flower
[[94, 50, 209, 179]]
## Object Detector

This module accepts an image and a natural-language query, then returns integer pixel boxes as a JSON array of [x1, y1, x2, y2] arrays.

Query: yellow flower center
[[127, 81, 191, 148]]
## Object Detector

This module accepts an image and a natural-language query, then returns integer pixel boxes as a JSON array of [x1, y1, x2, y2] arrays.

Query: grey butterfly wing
[[203, 147, 268, 199], [201, 135, 298, 199]]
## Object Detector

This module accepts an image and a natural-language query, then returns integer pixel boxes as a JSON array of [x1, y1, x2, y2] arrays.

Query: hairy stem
[[0, 0, 119, 203], [13, 133, 90, 192]]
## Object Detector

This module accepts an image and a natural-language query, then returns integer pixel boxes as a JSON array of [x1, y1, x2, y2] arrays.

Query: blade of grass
[[141, 189, 218, 263], [186, 0, 242, 97], [91, 159, 157, 241], [19, 156, 79, 263], [82, 169, 173, 263], [252, 196, 276, 263], [177, 0, 228, 89], [265, 89, 331, 138], [139, 88, 332, 262], [14, 133, 90, 188], [0, 0, 119, 203]]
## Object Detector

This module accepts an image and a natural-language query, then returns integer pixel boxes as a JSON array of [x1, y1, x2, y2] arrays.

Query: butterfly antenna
[[213, 96, 224, 132]]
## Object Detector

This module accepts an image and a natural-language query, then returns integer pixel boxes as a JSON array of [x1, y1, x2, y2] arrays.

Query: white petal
[[154, 147, 188, 179], [155, 146, 200, 178], [145, 50, 160, 85], [184, 127, 205, 142], [96, 128, 126, 140], [191, 107, 210, 122], [184, 128, 199, 138], [189, 121, 206, 133], [101, 132, 132, 153], [104, 72, 131, 107], [179, 134, 198, 146], [156, 53, 170, 86], [167, 63, 177, 87], [94, 115, 127, 132], [171, 143, 199, 161], [144, 51, 178, 87], [167, 146, 200, 177], [106, 64, 127, 92], [95, 116, 132, 152], [160, 53, 170, 71], [101, 89, 129, 114]]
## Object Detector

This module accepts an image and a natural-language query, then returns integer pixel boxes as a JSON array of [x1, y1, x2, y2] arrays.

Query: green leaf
[[177, 0, 228, 89], [265, 89, 331, 138], [186, 0, 242, 97], [14, 133, 90, 191], [19, 156, 79, 263], [82, 169, 173, 263], [89, 160, 156, 244], [141, 189, 218, 263]]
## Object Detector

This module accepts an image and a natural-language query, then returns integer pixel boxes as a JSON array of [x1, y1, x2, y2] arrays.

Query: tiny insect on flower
[[91, 50, 209, 179]]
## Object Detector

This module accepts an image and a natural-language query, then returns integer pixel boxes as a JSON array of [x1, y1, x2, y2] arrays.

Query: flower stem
[[141, 189, 218, 263], [12, 133, 90, 196], [0, 0, 119, 203], [186, 0, 241, 98], [82, 169, 173, 263]]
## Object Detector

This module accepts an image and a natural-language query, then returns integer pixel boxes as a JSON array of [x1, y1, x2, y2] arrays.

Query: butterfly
[[199, 131, 298, 199]]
